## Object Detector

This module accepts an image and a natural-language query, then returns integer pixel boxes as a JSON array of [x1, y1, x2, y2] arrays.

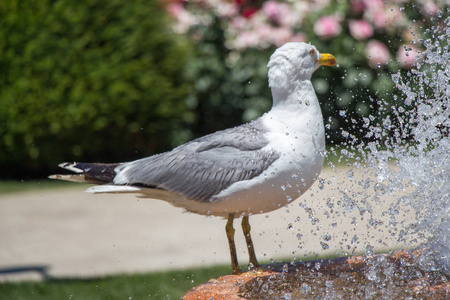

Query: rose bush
[[165, 0, 448, 144]]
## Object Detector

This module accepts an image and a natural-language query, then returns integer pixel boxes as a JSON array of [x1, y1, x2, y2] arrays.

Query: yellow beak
[[318, 53, 337, 67]]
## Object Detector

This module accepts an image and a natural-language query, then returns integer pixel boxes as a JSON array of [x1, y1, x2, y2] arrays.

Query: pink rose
[[362, 0, 384, 11], [166, 2, 197, 34], [270, 27, 293, 47], [365, 40, 390, 68], [372, 10, 388, 28], [166, 2, 184, 18], [291, 33, 307, 43], [370, 8, 405, 29], [352, 0, 384, 14], [234, 31, 260, 49], [423, 2, 439, 16], [215, 2, 239, 18], [397, 44, 420, 68], [349, 19, 373, 40], [314, 16, 342, 40], [351, 0, 365, 14], [262, 1, 290, 25], [255, 25, 292, 48]]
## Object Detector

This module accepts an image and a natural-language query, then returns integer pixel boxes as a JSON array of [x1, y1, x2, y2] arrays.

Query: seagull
[[50, 42, 336, 274]]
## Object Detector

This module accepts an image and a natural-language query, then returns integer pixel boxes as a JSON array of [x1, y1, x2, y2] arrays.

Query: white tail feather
[[58, 162, 84, 173], [48, 174, 92, 183], [86, 185, 142, 194]]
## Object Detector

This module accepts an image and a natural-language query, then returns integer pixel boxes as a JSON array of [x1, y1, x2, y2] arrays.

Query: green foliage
[[0, 0, 194, 178]]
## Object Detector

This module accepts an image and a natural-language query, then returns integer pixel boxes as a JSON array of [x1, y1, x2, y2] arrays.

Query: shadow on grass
[[0, 266, 51, 280]]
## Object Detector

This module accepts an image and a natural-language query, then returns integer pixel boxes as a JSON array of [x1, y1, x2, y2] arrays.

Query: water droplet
[[300, 282, 311, 294], [323, 234, 332, 241], [346, 169, 354, 180], [382, 117, 392, 129], [287, 223, 293, 230], [280, 185, 286, 191], [261, 283, 269, 292], [310, 218, 319, 225], [366, 268, 378, 281], [315, 262, 321, 270], [320, 241, 329, 250], [283, 292, 292, 300], [305, 100, 310, 106], [374, 183, 387, 195], [341, 130, 349, 138], [365, 245, 375, 256]]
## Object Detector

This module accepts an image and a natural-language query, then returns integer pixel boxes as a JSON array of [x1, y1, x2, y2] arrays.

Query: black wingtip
[[57, 162, 120, 182]]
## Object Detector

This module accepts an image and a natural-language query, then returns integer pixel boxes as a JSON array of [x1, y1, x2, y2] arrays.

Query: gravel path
[[0, 167, 421, 281]]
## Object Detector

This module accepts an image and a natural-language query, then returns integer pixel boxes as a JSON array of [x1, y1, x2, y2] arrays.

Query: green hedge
[[0, 0, 193, 178]]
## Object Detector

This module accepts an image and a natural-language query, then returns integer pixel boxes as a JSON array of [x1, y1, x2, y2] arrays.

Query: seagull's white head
[[267, 42, 336, 90]]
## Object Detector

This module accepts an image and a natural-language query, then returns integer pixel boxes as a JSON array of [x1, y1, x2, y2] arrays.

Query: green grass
[[0, 265, 230, 300]]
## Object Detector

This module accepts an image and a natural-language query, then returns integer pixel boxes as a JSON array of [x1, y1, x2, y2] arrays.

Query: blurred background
[[0, 0, 447, 179]]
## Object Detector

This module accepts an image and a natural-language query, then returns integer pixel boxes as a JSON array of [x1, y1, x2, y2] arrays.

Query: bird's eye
[[309, 49, 316, 56]]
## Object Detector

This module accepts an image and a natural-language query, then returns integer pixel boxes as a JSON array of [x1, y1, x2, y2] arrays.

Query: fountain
[[184, 13, 449, 299], [375, 18, 450, 278]]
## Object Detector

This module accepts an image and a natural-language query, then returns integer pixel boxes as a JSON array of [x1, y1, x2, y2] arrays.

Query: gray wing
[[115, 119, 279, 202]]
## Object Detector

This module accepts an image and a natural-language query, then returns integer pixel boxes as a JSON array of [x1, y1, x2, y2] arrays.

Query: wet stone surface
[[183, 249, 449, 299]]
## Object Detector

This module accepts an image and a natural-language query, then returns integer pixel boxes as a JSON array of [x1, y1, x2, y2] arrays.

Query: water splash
[[366, 15, 450, 275]]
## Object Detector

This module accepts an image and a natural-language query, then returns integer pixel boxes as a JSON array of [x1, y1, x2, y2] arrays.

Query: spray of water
[[366, 15, 450, 275]]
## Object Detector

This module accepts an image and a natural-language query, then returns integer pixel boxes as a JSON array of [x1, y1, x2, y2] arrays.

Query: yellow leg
[[226, 213, 240, 274], [242, 215, 259, 268]]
